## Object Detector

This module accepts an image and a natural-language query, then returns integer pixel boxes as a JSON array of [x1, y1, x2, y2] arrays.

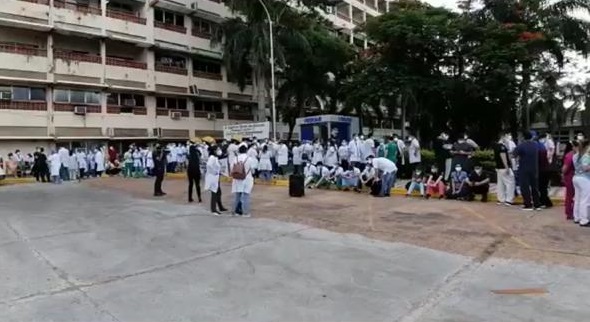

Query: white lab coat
[[396, 139, 406, 164], [302, 143, 313, 160], [58, 147, 69, 168], [49, 153, 61, 177], [312, 144, 324, 165], [277, 144, 289, 166], [408, 138, 421, 164], [324, 146, 338, 167], [258, 150, 273, 171], [338, 144, 349, 162], [146, 150, 154, 169], [292, 146, 303, 165], [348, 139, 362, 162], [247, 147, 259, 170], [77, 152, 87, 170], [68, 155, 78, 170], [363, 138, 375, 160], [227, 143, 238, 165], [231, 153, 255, 194], [133, 151, 142, 167], [205, 155, 221, 193], [95, 151, 105, 172]]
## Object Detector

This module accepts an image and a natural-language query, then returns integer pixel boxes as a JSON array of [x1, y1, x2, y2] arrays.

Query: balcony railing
[[0, 42, 47, 57], [194, 110, 224, 119], [107, 9, 147, 25], [228, 112, 254, 121], [106, 56, 147, 70], [155, 21, 187, 34], [156, 108, 169, 116], [192, 28, 213, 40], [107, 105, 148, 115], [19, 0, 49, 5], [54, 0, 102, 15], [193, 70, 222, 81], [54, 103, 101, 113], [172, 109, 189, 117], [155, 63, 188, 75], [0, 101, 47, 111], [336, 11, 350, 21], [55, 50, 101, 64]]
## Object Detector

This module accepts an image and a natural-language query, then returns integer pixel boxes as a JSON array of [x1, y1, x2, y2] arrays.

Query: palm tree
[[566, 80, 590, 134]]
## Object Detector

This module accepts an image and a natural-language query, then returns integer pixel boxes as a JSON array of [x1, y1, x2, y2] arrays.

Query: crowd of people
[[1, 129, 589, 226]]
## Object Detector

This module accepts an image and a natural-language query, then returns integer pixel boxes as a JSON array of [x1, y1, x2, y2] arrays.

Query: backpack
[[230, 158, 248, 180]]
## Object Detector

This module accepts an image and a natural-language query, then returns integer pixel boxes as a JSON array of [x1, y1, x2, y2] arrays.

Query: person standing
[[48, 150, 61, 184], [537, 135, 553, 208], [311, 139, 324, 166], [434, 132, 453, 181], [277, 141, 289, 176], [407, 134, 421, 176], [68, 150, 79, 182], [451, 134, 475, 173], [338, 140, 349, 163], [562, 141, 577, 220], [123, 148, 133, 178], [227, 139, 239, 172], [133, 147, 144, 178], [34, 148, 49, 182], [292, 142, 303, 175], [205, 145, 227, 215], [385, 136, 398, 165], [258, 145, 273, 181], [58, 146, 70, 181], [348, 135, 362, 169], [77, 149, 87, 179], [494, 133, 515, 205], [513, 131, 541, 211], [153, 145, 166, 197], [231, 145, 255, 217], [145, 147, 154, 177], [187, 142, 202, 203], [573, 139, 590, 226], [366, 155, 397, 197], [94, 148, 105, 177], [324, 142, 338, 169]]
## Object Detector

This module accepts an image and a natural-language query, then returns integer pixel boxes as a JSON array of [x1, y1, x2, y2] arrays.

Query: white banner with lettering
[[223, 122, 270, 140]]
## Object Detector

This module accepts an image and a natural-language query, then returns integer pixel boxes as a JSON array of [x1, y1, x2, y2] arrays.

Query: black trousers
[[154, 171, 164, 194], [538, 170, 553, 207], [210, 187, 224, 212], [467, 184, 489, 201], [188, 172, 202, 202], [79, 168, 86, 179], [519, 170, 540, 208]]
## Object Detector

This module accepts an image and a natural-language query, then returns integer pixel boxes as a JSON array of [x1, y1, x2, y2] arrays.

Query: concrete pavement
[[1, 183, 589, 321]]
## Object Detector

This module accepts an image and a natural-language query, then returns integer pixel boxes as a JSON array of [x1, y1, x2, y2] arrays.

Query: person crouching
[[466, 164, 490, 202]]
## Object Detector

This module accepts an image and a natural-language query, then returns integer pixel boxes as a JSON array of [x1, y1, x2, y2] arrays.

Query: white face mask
[[577, 135, 584, 141], [415, 171, 422, 176], [475, 169, 482, 175], [431, 168, 438, 173], [455, 167, 462, 172], [216, 150, 222, 156]]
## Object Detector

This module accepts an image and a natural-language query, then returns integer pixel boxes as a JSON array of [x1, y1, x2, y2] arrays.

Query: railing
[[155, 21, 187, 34], [193, 70, 222, 81], [55, 50, 101, 64], [171, 109, 189, 117], [106, 9, 146, 25], [106, 56, 147, 70], [54, 103, 101, 113], [0, 101, 47, 111], [156, 108, 169, 116], [155, 63, 188, 75], [336, 11, 350, 21], [53, 0, 102, 15], [194, 110, 224, 119], [0, 42, 47, 57], [228, 112, 254, 121], [192, 28, 213, 40], [107, 105, 147, 114], [19, 0, 49, 5], [352, 17, 364, 25]]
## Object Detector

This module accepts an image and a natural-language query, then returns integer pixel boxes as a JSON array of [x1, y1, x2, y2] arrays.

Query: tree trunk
[[520, 61, 532, 131]]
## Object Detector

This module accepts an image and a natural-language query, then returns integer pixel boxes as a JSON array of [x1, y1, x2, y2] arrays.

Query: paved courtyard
[[1, 179, 589, 321]]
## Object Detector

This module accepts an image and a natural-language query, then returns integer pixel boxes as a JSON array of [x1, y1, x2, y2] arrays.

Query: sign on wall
[[223, 122, 270, 140]]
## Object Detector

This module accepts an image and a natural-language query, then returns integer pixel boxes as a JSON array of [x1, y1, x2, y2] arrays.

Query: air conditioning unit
[[74, 106, 87, 115], [106, 127, 115, 137], [171, 111, 182, 120], [190, 2, 198, 10], [152, 127, 162, 138], [123, 99, 136, 107], [207, 112, 216, 121], [0, 91, 11, 100]]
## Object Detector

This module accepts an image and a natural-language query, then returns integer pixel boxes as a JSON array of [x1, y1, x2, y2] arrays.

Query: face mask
[[464, 135, 468, 140], [216, 150, 222, 156], [360, 135, 365, 140], [577, 135, 584, 141], [431, 169, 438, 173], [506, 135, 513, 141], [415, 171, 422, 176], [539, 138, 546, 143], [455, 167, 462, 172], [475, 169, 482, 175]]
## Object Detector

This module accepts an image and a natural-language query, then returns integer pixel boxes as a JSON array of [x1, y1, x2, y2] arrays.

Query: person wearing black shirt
[[33, 148, 50, 182], [187, 143, 202, 203], [153, 145, 167, 197], [494, 134, 515, 205], [434, 132, 453, 181], [451, 134, 475, 173], [466, 165, 490, 202]]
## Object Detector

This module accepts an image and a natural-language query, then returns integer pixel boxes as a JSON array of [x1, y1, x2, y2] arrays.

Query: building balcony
[[0, 42, 49, 75], [191, 28, 213, 40], [54, 103, 101, 113], [193, 70, 222, 81], [0, 101, 47, 111], [156, 108, 189, 117], [194, 110, 223, 119], [18, 0, 49, 5], [336, 11, 351, 21], [107, 105, 147, 115], [0, 42, 46, 57], [155, 21, 187, 34], [155, 64, 188, 75], [228, 112, 254, 121], [106, 56, 146, 70], [3, 0, 50, 27], [106, 9, 146, 25], [54, 50, 101, 64], [53, 0, 102, 15]]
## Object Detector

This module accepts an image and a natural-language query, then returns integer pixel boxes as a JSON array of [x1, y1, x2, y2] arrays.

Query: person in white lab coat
[[303, 162, 319, 187], [58, 146, 70, 181], [94, 148, 105, 177], [362, 135, 375, 161], [258, 145, 273, 182], [292, 142, 303, 175], [231, 145, 256, 217], [145, 148, 154, 176], [76, 149, 87, 179], [338, 140, 349, 163], [205, 145, 227, 215], [132, 148, 143, 178], [68, 150, 79, 181], [277, 141, 289, 175], [311, 140, 324, 165], [48, 150, 61, 184], [87, 150, 96, 177], [246, 143, 259, 172], [407, 135, 421, 175], [348, 135, 363, 169], [302, 140, 314, 163], [227, 140, 239, 169], [324, 142, 338, 168]]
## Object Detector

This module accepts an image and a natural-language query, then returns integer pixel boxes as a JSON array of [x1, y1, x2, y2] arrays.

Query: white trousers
[[444, 158, 452, 181], [496, 169, 515, 203], [573, 175, 590, 224]]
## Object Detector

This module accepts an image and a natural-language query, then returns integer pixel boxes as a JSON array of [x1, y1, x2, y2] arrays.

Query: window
[[194, 18, 215, 34], [156, 96, 187, 110], [30, 88, 45, 101], [0, 86, 46, 101], [194, 59, 221, 74], [194, 100, 222, 112], [156, 54, 186, 68], [108, 93, 145, 106], [108, 1, 133, 13], [229, 104, 251, 113], [155, 8, 184, 26], [53, 89, 100, 104], [13, 87, 30, 101]]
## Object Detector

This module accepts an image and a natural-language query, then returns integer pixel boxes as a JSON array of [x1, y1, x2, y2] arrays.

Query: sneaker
[[522, 207, 534, 211], [579, 221, 590, 227], [496, 201, 504, 205], [211, 211, 222, 216], [504, 202, 514, 206], [242, 213, 251, 218]]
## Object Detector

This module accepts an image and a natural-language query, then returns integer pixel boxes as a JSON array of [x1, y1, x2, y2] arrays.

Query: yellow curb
[[0, 177, 36, 186]]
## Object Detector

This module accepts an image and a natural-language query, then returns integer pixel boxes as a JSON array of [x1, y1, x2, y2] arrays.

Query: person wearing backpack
[[230, 145, 255, 217]]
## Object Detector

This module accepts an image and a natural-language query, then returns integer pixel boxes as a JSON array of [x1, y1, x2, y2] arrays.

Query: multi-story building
[[0, 0, 390, 155]]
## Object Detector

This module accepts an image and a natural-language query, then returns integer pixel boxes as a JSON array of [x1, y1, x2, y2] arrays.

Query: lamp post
[[257, 0, 277, 141]]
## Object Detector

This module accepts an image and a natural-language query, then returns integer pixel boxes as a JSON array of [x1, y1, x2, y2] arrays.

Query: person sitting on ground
[[406, 168, 426, 198], [466, 164, 490, 202], [426, 165, 446, 199], [313, 161, 333, 189], [356, 164, 376, 193], [303, 162, 319, 188], [339, 162, 361, 191], [447, 164, 469, 200]]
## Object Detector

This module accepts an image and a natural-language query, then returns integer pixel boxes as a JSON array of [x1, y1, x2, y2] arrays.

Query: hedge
[[419, 149, 496, 172]]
